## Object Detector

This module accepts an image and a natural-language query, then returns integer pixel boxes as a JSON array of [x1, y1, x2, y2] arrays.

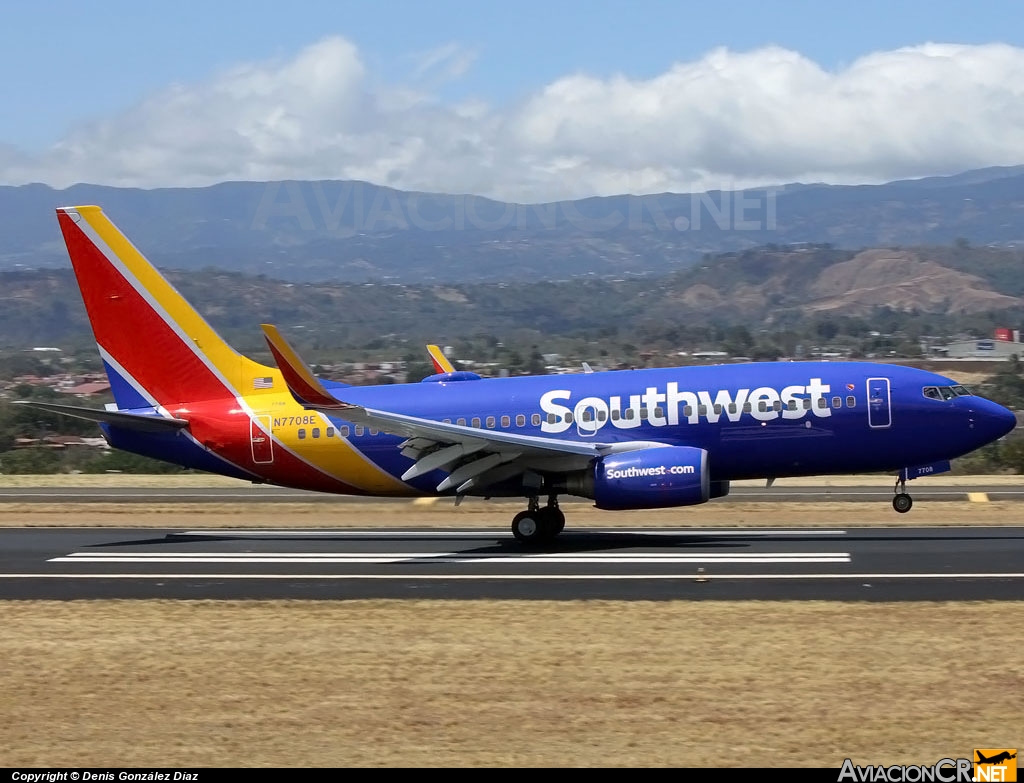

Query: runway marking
[[968, 492, 990, 502], [3, 572, 1024, 580], [176, 528, 850, 538], [50, 551, 853, 565]]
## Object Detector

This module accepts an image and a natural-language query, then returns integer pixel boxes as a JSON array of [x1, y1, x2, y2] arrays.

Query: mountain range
[[2, 165, 1024, 283]]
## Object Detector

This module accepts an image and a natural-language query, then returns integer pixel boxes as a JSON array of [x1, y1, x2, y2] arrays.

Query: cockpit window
[[924, 385, 972, 400]]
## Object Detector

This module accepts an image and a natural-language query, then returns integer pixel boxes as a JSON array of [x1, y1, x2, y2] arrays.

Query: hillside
[[2, 166, 1024, 283], [2, 243, 1023, 355]]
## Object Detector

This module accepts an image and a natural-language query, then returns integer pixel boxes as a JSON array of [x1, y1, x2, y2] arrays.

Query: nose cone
[[970, 397, 1017, 443]]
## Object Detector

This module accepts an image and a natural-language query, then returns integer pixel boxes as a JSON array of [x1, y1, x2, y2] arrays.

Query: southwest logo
[[540, 378, 833, 433]]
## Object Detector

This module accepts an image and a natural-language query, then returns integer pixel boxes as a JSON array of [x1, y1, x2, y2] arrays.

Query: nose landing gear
[[892, 475, 913, 513]]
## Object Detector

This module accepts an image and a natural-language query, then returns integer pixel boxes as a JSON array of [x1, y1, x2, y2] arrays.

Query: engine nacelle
[[591, 446, 709, 510]]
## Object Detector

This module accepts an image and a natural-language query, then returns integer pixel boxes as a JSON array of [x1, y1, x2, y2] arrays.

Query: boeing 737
[[19, 206, 1017, 544]]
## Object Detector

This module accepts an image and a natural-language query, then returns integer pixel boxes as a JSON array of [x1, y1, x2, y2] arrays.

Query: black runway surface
[[1, 525, 1022, 601]]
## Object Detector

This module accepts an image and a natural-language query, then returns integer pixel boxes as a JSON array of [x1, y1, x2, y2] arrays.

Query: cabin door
[[866, 377, 892, 429], [250, 415, 275, 463]]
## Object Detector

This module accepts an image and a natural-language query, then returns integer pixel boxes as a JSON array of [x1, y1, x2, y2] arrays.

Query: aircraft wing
[[262, 325, 654, 495]]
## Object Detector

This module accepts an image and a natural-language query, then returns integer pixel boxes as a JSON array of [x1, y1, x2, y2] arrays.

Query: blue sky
[[3, 0, 1024, 197], [4, 0, 1021, 148]]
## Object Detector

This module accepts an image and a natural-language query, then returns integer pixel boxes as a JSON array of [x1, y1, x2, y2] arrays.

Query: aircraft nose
[[969, 397, 1017, 442]]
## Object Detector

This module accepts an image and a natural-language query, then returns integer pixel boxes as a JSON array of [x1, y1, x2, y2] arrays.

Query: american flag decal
[[253, 377, 273, 389]]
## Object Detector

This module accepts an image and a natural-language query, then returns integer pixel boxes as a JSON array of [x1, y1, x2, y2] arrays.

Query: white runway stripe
[[177, 528, 849, 537], [4, 572, 1024, 580], [51, 551, 852, 565]]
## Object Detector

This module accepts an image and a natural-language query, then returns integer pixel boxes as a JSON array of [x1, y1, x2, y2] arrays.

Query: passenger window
[[326, 427, 335, 437], [582, 410, 593, 422], [713, 404, 722, 415], [624, 409, 635, 420], [531, 414, 540, 426], [547, 413, 557, 424], [485, 416, 495, 428], [369, 428, 378, 435], [832, 396, 841, 408], [312, 427, 320, 439], [457, 417, 467, 426], [639, 408, 649, 419], [340, 425, 350, 437], [597, 410, 607, 422], [472, 417, 481, 428], [787, 400, 797, 411], [516, 414, 526, 427], [698, 405, 707, 416], [758, 401, 767, 412], [611, 409, 620, 421], [728, 403, 737, 414], [443, 418, 451, 424], [355, 425, 364, 436], [565, 413, 574, 424], [742, 402, 752, 413], [846, 396, 855, 408], [683, 405, 693, 417], [501, 415, 510, 428], [298, 428, 306, 439], [773, 401, 782, 411]]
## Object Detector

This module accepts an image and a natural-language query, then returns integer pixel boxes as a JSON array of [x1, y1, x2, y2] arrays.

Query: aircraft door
[[866, 377, 892, 429], [575, 401, 601, 438], [250, 415, 274, 463]]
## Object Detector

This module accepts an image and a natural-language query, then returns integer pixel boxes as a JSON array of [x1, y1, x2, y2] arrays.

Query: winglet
[[427, 344, 455, 374], [261, 324, 346, 409]]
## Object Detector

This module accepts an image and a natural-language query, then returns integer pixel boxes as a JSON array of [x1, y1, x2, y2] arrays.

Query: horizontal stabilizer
[[13, 401, 189, 433]]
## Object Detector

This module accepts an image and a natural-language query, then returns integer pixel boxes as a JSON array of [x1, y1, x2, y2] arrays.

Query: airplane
[[18, 205, 1017, 545], [976, 752, 1016, 765]]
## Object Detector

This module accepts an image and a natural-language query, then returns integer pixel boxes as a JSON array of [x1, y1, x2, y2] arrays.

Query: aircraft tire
[[512, 511, 544, 544], [546, 507, 566, 536], [892, 493, 913, 513]]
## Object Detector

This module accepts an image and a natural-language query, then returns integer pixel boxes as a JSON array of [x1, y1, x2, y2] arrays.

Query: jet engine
[[564, 446, 710, 510]]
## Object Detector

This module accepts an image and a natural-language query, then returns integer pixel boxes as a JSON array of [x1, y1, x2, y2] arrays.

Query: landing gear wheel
[[547, 508, 566, 536], [892, 493, 913, 513], [512, 510, 544, 544]]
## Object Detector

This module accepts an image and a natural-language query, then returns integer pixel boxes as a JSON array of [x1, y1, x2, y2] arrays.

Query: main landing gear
[[892, 474, 913, 514], [511, 495, 565, 545]]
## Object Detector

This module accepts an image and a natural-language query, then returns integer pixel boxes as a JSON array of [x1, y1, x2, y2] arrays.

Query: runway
[[1, 525, 1022, 600], [1, 484, 1022, 503]]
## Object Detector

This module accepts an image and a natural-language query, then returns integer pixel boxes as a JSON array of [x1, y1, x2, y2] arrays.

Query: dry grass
[[0, 600, 1020, 767], [3, 499, 1024, 528]]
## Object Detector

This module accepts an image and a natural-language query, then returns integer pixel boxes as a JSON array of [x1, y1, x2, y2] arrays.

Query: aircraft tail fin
[[56, 206, 282, 409], [427, 344, 455, 374]]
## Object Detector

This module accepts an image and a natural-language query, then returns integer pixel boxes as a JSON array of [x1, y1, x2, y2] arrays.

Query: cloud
[[3, 37, 1024, 201], [411, 42, 479, 82]]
